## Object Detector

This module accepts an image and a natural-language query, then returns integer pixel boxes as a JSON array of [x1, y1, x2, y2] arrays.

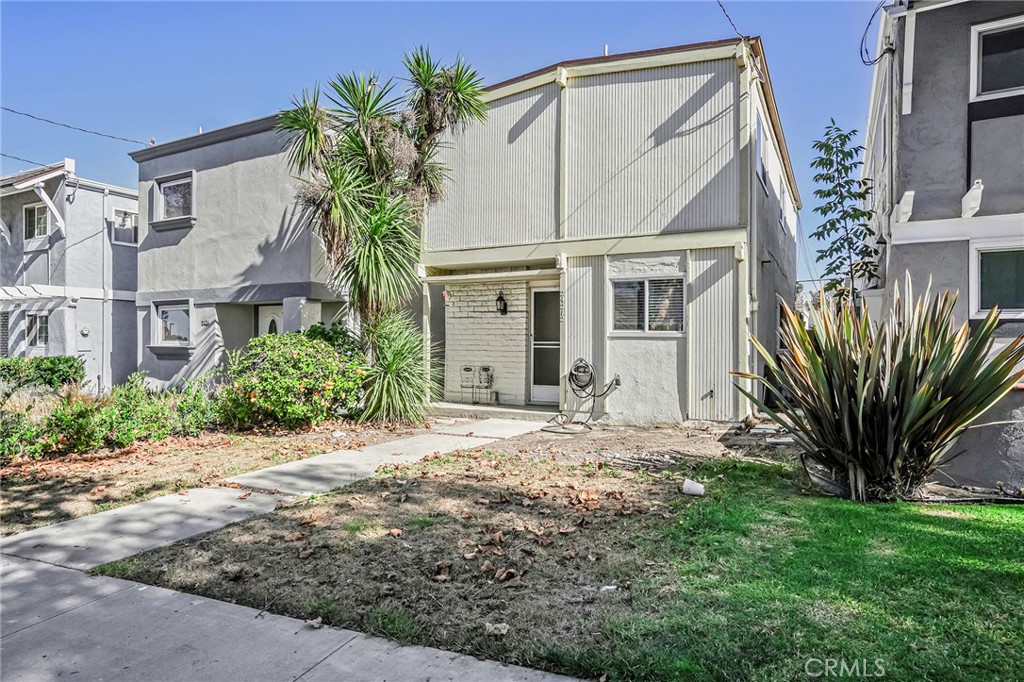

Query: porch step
[[428, 401, 559, 423]]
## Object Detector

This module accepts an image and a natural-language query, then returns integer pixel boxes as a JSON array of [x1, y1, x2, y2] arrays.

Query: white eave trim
[[483, 44, 741, 103], [890, 213, 1024, 244], [423, 268, 562, 284]]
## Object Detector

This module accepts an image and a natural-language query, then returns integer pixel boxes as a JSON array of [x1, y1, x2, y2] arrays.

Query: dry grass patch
[[97, 449, 689, 668], [1, 422, 417, 536]]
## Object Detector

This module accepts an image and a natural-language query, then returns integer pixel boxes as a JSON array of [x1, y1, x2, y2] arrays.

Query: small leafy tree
[[810, 120, 879, 301]]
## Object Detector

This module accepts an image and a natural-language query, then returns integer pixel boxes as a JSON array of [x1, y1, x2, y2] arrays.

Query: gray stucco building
[[863, 0, 1024, 489], [1, 159, 138, 390], [424, 38, 801, 423], [128, 117, 346, 387]]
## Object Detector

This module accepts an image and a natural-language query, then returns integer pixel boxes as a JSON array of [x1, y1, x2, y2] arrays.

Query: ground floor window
[[27, 314, 48, 347], [155, 303, 191, 345], [612, 277, 686, 333], [972, 241, 1024, 317]]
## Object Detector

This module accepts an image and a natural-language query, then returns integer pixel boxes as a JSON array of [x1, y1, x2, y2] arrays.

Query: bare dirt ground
[[98, 424, 801, 674], [1, 421, 421, 537]]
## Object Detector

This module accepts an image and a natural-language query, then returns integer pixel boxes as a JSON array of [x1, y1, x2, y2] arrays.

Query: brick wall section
[[444, 281, 529, 405]]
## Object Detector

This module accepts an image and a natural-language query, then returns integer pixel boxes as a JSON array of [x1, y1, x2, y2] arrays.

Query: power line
[[860, 1, 894, 66], [715, 0, 766, 82], [1, 105, 145, 145], [0, 152, 51, 169]]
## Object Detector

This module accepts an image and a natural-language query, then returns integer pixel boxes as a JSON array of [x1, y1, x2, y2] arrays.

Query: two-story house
[[862, 0, 1024, 489], [127, 117, 346, 387], [1, 159, 139, 390], [423, 38, 801, 423]]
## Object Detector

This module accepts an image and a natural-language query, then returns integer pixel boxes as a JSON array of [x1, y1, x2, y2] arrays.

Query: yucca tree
[[277, 47, 486, 423], [735, 279, 1024, 502]]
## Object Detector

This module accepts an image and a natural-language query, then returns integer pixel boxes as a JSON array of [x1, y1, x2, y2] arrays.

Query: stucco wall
[[443, 281, 530, 406], [136, 129, 320, 303], [884, 241, 970, 320], [899, 1, 1023, 220]]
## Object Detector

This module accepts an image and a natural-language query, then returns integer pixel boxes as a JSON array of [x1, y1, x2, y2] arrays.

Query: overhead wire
[[1, 105, 145, 145]]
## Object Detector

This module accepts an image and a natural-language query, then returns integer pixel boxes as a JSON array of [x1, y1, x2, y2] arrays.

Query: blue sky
[[0, 1, 880, 281]]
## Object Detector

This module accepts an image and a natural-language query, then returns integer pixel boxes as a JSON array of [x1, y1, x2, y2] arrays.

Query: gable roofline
[[747, 36, 802, 209], [128, 114, 279, 163]]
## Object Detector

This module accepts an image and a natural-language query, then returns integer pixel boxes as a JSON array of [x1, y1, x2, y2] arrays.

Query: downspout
[[101, 188, 109, 392]]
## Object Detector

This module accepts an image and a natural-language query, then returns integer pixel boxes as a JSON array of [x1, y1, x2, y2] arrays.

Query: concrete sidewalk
[[1, 418, 567, 682]]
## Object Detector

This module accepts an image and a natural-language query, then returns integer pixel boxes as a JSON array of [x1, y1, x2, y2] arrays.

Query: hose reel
[[543, 358, 619, 434]]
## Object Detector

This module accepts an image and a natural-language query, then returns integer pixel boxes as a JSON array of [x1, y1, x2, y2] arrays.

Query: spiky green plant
[[277, 47, 486, 424], [735, 280, 1024, 501], [359, 312, 437, 425]]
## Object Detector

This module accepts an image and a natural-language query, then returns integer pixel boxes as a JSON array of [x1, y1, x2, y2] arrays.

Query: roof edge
[[128, 114, 279, 163], [484, 37, 744, 93]]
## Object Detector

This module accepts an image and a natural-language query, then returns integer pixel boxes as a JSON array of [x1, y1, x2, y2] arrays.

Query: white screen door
[[531, 289, 560, 403], [258, 305, 283, 335]]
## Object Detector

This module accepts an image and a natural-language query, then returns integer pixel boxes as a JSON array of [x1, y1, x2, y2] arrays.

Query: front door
[[258, 305, 283, 335], [531, 289, 560, 403]]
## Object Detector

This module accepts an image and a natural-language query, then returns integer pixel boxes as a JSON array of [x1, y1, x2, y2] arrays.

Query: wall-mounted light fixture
[[495, 291, 508, 316]]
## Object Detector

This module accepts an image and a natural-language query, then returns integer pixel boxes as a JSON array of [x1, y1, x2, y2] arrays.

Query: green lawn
[[548, 462, 1024, 681]]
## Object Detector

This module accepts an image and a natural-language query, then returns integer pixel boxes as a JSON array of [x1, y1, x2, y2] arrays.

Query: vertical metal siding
[[565, 60, 740, 239], [425, 84, 560, 252], [687, 247, 738, 420], [564, 256, 606, 414]]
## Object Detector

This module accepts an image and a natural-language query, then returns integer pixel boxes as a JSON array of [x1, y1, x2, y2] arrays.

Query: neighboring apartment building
[[423, 38, 801, 423], [128, 117, 345, 387], [862, 0, 1024, 489], [0, 159, 139, 390]]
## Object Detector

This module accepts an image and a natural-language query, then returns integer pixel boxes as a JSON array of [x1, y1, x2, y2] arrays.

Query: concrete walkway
[[1, 419, 572, 682]]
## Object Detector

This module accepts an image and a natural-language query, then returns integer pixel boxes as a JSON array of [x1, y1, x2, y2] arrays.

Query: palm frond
[[277, 88, 331, 174]]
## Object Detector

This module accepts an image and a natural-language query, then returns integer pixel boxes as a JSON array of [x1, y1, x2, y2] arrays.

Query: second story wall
[[425, 47, 744, 253], [899, 1, 1024, 220], [134, 122, 318, 302]]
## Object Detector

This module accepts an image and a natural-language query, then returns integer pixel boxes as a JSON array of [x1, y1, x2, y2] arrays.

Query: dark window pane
[[159, 307, 190, 343], [113, 211, 137, 244], [162, 180, 192, 218], [980, 249, 1024, 310], [981, 26, 1024, 94], [533, 291, 560, 342], [533, 347, 559, 387], [613, 281, 644, 330], [648, 278, 686, 331]]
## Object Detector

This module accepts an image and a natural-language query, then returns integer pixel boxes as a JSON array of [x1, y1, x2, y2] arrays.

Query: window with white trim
[[159, 176, 193, 219], [612, 277, 686, 333], [111, 208, 138, 245], [155, 303, 191, 345], [979, 248, 1024, 313], [23, 204, 48, 241], [27, 314, 48, 347], [971, 17, 1024, 101]]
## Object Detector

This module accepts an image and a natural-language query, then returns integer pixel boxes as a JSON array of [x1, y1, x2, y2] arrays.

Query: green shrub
[[360, 312, 435, 425], [99, 373, 174, 448], [0, 411, 45, 463], [172, 376, 218, 436], [737, 282, 1024, 501], [219, 332, 365, 428], [303, 321, 361, 356], [0, 356, 86, 390], [44, 393, 105, 454]]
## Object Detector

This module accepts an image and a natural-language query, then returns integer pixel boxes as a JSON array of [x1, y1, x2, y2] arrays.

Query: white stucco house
[[422, 38, 801, 424]]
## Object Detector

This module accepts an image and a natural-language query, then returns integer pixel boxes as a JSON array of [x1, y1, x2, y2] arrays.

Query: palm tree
[[277, 47, 486, 421]]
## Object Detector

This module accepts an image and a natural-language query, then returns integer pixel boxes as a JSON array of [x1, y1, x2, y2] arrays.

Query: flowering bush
[[219, 332, 366, 428]]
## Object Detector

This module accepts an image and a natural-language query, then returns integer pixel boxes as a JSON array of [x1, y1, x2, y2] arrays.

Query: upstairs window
[[27, 314, 48, 347], [980, 249, 1024, 312], [23, 204, 48, 241], [612, 277, 686, 334], [160, 176, 192, 219], [972, 17, 1024, 101], [111, 209, 138, 245]]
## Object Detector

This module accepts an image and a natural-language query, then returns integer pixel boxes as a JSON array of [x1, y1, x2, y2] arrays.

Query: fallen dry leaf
[[388, 528, 403, 537], [298, 548, 314, 559], [238, 491, 252, 500], [306, 616, 323, 629], [284, 532, 306, 542]]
